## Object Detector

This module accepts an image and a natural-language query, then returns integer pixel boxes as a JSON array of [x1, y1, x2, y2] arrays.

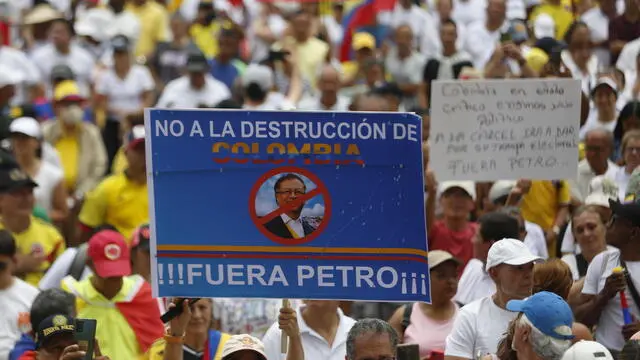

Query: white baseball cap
[[486, 238, 541, 271], [488, 180, 518, 203], [10, 117, 42, 139], [533, 14, 555, 39], [428, 250, 461, 270], [561, 341, 613, 360], [220, 334, 267, 360], [242, 64, 274, 92], [585, 176, 619, 208], [438, 181, 476, 200]]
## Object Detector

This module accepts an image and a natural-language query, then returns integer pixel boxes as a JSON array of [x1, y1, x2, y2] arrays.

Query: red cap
[[87, 230, 131, 278]]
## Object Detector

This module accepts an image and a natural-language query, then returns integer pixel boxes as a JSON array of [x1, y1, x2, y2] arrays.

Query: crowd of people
[[0, 0, 640, 359]]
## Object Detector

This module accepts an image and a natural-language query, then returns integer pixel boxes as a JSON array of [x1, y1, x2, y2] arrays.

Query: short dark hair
[[479, 212, 520, 242], [346, 319, 398, 360], [0, 230, 17, 257], [274, 173, 306, 193], [30, 289, 76, 333], [441, 18, 457, 29]]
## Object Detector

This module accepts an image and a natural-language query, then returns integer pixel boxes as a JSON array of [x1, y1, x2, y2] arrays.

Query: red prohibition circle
[[248, 166, 332, 246]]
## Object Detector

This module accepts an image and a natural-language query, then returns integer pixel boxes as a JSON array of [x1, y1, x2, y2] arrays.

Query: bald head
[[585, 128, 614, 148], [317, 64, 341, 94], [349, 94, 391, 112]]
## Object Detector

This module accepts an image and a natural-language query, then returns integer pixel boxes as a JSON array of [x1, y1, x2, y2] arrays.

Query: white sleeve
[[561, 221, 576, 254], [155, 84, 175, 108], [138, 66, 155, 92], [38, 248, 78, 290], [445, 307, 477, 359], [583, 252, 605, 295], [94, 72, 111, 96], [18, 52, 41, 84], [261, 322, 284, 360]]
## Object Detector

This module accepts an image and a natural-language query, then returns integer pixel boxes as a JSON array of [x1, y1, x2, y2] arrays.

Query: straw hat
[[23, 4, 64, 26]]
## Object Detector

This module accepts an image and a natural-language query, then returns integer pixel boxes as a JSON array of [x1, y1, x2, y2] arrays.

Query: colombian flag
[[339, 0, 396, 61]]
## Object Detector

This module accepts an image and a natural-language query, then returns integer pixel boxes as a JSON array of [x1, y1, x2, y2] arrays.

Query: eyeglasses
[[276, 188, 305, 196]]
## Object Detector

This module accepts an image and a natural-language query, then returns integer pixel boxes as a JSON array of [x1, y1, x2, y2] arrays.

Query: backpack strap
[[68, 244, 89, 281], [401, 303, 414, 333], [620, 259, 640, 314]]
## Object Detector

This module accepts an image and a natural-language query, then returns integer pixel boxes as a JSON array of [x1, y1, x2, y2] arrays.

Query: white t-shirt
[[454, 259, 495, 306], [445, 296, 517, 358], [39, 248, 93, 291], [33, 161, 64, 214], [95, 65, 155, 114], [582, 247, 640, 351], [562, 245, 615, 280], [262, 306, 356, 360], [156, 75, 231, 109], [296, 95, 350, 111], [0, 278, 39, 359], [616, 37, 640, 74], [524, 221, 549, 260], [581, 8, 611, 67], [213, 298, 302, 337], [579, 110, 619, 141], [30, 44, 96, 97]]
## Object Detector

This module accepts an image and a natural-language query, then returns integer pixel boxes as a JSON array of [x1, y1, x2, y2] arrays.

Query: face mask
[[60, 105, 84, 125]]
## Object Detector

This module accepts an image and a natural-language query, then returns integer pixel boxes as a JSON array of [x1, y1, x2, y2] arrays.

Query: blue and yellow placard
[[146, 109, 429, 302]]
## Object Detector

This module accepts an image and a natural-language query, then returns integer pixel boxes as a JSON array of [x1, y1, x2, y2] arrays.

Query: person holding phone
[[33, 314, 110, 360]]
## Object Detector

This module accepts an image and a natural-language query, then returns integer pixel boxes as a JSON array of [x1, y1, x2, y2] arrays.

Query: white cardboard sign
[[430, 79, 581, 181]]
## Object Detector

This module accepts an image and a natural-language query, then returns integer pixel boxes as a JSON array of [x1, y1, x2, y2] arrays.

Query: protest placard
[[145, 109, 429, 302], [429, 79, 581, 181]]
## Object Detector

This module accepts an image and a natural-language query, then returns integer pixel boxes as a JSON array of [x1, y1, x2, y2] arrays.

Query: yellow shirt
[[55, 134, 79, 191], [78, 172, 149, 240], [284, 37, 329, 85], [111, 147, 127, 174], [0, 217, 66, 286], [520, 180, 571, 257], [126, 2, 170, 58], [142, 332, 231, 360], [530, 5, 574, 40], [62, 275, 142, 360], [190, 23, 221, 59]]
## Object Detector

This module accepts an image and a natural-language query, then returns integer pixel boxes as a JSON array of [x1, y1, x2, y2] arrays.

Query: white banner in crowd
[[430, 79, 582, 181]]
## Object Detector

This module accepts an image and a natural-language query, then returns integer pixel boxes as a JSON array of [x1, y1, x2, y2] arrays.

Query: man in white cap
[[561, 340, 614, 360], [445, 238, 540, 360], [241, 64, 296, 111]]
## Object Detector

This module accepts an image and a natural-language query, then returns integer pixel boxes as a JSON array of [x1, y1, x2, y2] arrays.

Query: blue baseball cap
[[507, 291, 575, 340]]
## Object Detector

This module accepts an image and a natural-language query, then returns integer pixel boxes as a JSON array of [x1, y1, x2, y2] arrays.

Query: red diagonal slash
[[259, 188, 323, 225]]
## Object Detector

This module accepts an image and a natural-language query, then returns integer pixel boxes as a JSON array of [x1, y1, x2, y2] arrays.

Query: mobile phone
[[74, 319, 96, 360], [160, 298, 202, 323], [500, 32, 511, 43], [397, 344, 420, 360]]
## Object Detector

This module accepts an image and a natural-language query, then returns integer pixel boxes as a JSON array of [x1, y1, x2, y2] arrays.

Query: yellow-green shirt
[[126, 2, 170, 58], [530, 5, 575, 40], [62, 275, 142, 360], [78, 172, 149, 241], [0, 217, 66, 286], [55, 134, 79, 191]]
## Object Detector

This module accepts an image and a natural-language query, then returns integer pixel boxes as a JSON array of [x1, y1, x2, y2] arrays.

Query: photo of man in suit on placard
[[262, 173, 319, 239]]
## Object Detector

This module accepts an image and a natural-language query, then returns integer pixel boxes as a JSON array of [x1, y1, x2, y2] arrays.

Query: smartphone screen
[[500, 32, 511, 43], [74, 319, 96, 360]]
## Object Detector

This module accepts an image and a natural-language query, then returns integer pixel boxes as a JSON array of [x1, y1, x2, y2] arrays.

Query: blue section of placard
[[146, 109, 429, 302]]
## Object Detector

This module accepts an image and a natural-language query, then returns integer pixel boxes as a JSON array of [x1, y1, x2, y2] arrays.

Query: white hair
[[513, 315, 572, 360]]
